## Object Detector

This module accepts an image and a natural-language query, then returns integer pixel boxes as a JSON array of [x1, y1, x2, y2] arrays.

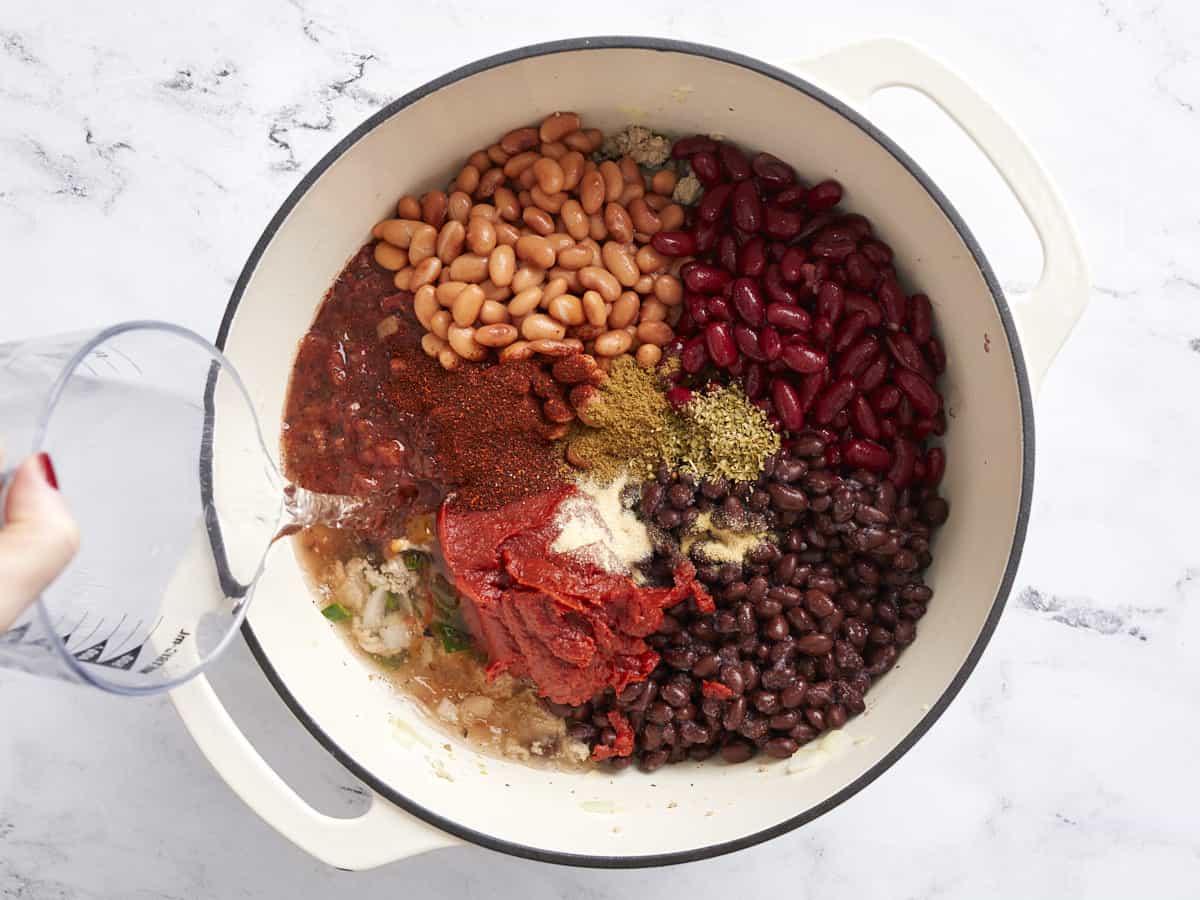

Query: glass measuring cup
[[0, 321, 286, 694]]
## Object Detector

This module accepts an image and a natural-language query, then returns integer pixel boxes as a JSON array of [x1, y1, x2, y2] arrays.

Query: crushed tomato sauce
[[438, 488, 713, 712]]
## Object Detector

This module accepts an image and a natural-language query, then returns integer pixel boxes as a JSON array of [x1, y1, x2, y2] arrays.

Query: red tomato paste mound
[[438, 487, 713, 718]]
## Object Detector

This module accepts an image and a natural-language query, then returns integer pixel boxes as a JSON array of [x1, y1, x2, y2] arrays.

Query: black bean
[[747, 576, 769, 602], [804, 589, 837, 618], [679, 721, 710, 745], [722, 495, 744, 518], [739, 714, 769, 741], [921, 496, 949, 525], [739, 660, 760, 692], [790, 434, 826, 457], [640, 749, 669, 772], [567, 722, 597, 741], [894, 619, 916, 645], [680, 507, 701, 529], [721, 740, 755, 763], [656, 506, 681, 529], [773, 457, 807, 483], [764, 737, 799, 758], [663, 647, 696, 670], [764, 614, 790, 642], [760, 664, 795, 691], [692, 653, 721, 678], [752, 690, 781, 715], [722, 695, 747, 730], [668, 483, 694, 509], [640, 481, 665, 516], [828, 704, 848, 729], [722, 581, 748, 602], [786, 607, 816, 634], [773, 553, 798, 584], [719, 664, 745, 696], [660, 682, 690, 708], [780, 680, 808, 708], [736, 602, 756, 635], [768, 483, 809, 511], [718, 562, 742, 584], [804, 708, 826, 731], [834, 640, 864, 672]]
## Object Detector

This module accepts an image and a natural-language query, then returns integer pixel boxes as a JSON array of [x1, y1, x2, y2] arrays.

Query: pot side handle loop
[[791, 38, 1088, 393], [170, 673, 456, 870]]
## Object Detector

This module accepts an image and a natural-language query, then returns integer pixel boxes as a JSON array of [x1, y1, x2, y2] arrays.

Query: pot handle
[[793, 38, 1088, 392], [169, 673, 456, 870]]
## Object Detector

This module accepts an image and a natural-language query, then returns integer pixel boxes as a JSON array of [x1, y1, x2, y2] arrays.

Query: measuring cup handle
[[170, 673, 456, 869], [789, 38, 1089, 393]]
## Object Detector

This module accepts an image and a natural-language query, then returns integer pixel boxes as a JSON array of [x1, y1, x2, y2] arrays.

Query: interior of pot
[[214, 42, 1028, 862]]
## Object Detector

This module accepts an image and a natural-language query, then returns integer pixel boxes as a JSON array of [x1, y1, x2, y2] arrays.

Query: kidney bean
[[887, 437, 918, 487], [681, 335, 709, 373], [705, 321, 738, 368], [697, 183, 734, 223], [849, 394, 880, 440], [694, 219, 720, 253], [672, 135, 719, 158], [874, 278, 904, 328], [718, 142, 752, 181], [843, 293, 882, 328], [830, 312, 867, 354], [924, 447, 946, 486], [691, 151, 723, 186], [717, 233, 739, 273], [813, 377, 856, 424], [730, 277, 766, 327], [750, 151, 796, 188], [766, 304, 811, 333], [774, 247, 805, 285], [780, 343, 828, 374], [759, 327, 782, 362], [685, 263, 733, 295], [894, 369, 941, 416], [841, 438, 892, 471], [652, 230, 696, 256], [855, 351, 887, 390], [805, 179, 843, 210], [909, 293, 933, 344], [772, 379, 805, 431], [743, 361, 767, 399], [844, 252, 878, 290], [735, 324, 766, 362], [757, 264, 795, 306], [736, 235, 767, 277], [708, 297, 734, 322], [837, 336, 879, 379], [773, 183, 807, 209], [731, 180, 763, 233], [927, 336, 947, 374], [869, 383, 901, 415], [763, 205, 804, 240]]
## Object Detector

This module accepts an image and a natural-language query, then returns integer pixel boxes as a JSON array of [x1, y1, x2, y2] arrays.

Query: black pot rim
[[216, 35, 1035, 870]]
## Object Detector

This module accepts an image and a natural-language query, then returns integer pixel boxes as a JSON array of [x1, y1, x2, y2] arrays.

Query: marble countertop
[[2, 0, 1198, 896]]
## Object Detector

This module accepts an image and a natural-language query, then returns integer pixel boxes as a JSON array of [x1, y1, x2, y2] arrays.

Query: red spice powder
[[282, 245, 565, 529]]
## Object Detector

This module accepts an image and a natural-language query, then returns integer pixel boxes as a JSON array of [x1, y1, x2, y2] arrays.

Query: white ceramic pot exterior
[[171, 38, 1087, 869]]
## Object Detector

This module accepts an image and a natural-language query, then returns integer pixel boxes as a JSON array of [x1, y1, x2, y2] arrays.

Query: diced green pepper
[[385, 592, 401, 612], [401, 550, 427, 572], [321, 602, 351, 622], [430, 575, 459, 615], [431, 622, 473, 653]]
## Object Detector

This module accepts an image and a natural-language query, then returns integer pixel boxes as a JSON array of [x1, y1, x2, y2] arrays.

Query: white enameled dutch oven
[[170, 37, 1087, 869]]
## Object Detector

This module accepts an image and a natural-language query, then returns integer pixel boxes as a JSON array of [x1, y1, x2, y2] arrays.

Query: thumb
[[0, 454, 80, 632]]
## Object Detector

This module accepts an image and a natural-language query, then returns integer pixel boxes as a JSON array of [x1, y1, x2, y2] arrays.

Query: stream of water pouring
[[276, 483, 376, 539]]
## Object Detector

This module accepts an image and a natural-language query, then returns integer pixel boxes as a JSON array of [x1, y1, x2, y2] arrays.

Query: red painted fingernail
[[36, 453, 59, 490]]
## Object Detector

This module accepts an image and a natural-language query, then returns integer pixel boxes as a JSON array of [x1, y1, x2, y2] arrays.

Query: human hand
[[0, 453, 79, 632]]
